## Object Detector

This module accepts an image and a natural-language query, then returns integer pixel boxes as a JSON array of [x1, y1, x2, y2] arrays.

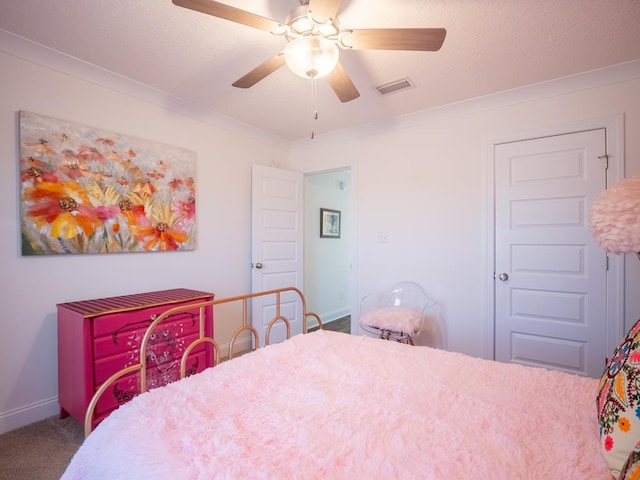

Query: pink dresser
[[57, 288, 214, 427]]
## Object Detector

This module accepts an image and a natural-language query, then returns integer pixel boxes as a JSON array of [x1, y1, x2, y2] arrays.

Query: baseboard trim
[[319, 308, 350, 324], [0, 396, 59, 435], [220, 337, 252, 360]]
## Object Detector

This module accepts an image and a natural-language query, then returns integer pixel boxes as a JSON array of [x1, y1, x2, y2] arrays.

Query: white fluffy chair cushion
[[598, 319, 640, 479], [359, 307, 421, 336]]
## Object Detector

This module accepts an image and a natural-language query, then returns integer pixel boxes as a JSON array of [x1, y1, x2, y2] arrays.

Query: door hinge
[[599, 154, 609, 170]]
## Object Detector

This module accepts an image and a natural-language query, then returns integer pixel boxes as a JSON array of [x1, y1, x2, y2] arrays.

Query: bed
[[60, 288, 612, 479]]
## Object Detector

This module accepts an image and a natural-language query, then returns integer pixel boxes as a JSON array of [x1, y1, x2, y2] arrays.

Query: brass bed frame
[[84, 287, 322, 437]]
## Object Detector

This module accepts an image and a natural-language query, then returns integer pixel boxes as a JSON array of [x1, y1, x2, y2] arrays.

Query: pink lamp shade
[[590, 176, 640, 254]]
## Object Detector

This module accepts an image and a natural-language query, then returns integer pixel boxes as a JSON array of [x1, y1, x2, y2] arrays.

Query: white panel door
[[251, 165, 303, 346], [494, 129, 607, 377]]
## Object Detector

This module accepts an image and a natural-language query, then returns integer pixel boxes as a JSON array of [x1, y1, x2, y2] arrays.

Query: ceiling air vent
[[376, 77, 415, 95]]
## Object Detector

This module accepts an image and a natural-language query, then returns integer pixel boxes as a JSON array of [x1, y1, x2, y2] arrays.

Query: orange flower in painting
[[59, 150, 92, 180], [118, 200, 146, 226], [130, 205, 188, 251], [168, 178, 184, 191], [91, 171, 114, 184], [23, 138, 56, 156], [105, 150, 123, 163], [20, 157, 60, 184], [77, 144, 104, 163], [132, 221, 188, 251], [119, 158, 134, 170], [128, 165, 143, 177], [24, 181, 102, 239], [96, 137, 115, 147], [54, 132, 73, 144], [147, 170, 165, 179], [131, 178, 156, 199]]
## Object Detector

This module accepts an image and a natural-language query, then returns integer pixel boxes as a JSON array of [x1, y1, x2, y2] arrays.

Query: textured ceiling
[[1, 0, 640, 141]]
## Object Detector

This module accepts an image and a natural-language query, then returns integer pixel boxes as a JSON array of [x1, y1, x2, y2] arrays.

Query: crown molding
[[0, 28, 287, 148], [290, 59, 640, 152]]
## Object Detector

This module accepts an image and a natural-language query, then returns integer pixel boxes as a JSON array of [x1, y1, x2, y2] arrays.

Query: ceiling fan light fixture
[[172, 0, 446, 105], [285, 5, 339, 37], [289, 16, 314, 35], [284, 36, 339, 79]]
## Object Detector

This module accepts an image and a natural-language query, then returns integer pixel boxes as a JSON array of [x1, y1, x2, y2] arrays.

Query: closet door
[[494, 129, 607, 378]]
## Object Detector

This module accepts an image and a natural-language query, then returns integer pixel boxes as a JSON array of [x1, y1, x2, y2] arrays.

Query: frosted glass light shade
[[284, 36, 339, 79]]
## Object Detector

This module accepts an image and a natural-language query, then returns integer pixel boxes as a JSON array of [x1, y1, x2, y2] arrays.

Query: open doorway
[[304, 169, 352, 332]]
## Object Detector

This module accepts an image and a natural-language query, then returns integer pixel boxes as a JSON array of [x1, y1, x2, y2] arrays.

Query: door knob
[[498, 273, 509, 281], [255, 262, 264, 269]]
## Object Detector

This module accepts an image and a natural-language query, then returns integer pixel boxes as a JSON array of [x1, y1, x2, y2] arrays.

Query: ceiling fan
[[172, 0, 447, 103]]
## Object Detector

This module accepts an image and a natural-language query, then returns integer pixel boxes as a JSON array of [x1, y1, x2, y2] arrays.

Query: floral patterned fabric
[[620, 450, 640, 480], [598, 319, 640, 478]]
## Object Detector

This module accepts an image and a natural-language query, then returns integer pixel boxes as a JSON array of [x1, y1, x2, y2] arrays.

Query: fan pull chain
[[310, 78, 318, 139]]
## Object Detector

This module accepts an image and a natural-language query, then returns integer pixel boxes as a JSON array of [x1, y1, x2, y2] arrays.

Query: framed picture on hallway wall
[[320, 208, 341, 238], [18, 111, 197, 255]]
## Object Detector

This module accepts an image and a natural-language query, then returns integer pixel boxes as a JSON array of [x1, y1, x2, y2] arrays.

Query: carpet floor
[[0, 415, 83, 480]]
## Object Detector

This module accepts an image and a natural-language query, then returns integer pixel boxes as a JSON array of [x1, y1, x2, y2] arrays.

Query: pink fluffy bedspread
[[62, 330, 610, 479]]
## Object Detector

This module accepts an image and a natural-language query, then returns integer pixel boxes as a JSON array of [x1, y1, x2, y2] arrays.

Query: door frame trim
[[483, 115, 625, 363], [302, 165, 358, 336]]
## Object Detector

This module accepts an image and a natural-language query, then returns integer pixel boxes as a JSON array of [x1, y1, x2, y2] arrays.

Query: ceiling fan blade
[[341, 28, 446, 51], [232, 53, 286, 88], [307, 0, 342, 24], [326, 62, 360, 103], [172, 0, 282, 33]]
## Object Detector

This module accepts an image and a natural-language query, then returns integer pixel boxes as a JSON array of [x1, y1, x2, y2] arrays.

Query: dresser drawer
[[92, 301, 202, 338], [93, 330, 208, 385], [92, 350, 208, 418], [92, 308, 199, 359]]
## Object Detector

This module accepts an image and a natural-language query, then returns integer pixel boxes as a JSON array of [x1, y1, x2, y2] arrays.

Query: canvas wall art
[[19, 111, 197, 255]]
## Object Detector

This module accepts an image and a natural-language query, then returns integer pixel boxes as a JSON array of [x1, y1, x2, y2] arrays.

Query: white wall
[[0, 50, 288, 433], [291, 63, 640, 358], [304, 170, 351, 322]]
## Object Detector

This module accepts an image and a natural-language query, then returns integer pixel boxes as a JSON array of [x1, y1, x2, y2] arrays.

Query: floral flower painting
[[19, 111, 197, 255]]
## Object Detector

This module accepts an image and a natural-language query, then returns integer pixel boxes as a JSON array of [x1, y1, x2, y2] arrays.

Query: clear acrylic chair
[[359, 282, 436, 345]]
